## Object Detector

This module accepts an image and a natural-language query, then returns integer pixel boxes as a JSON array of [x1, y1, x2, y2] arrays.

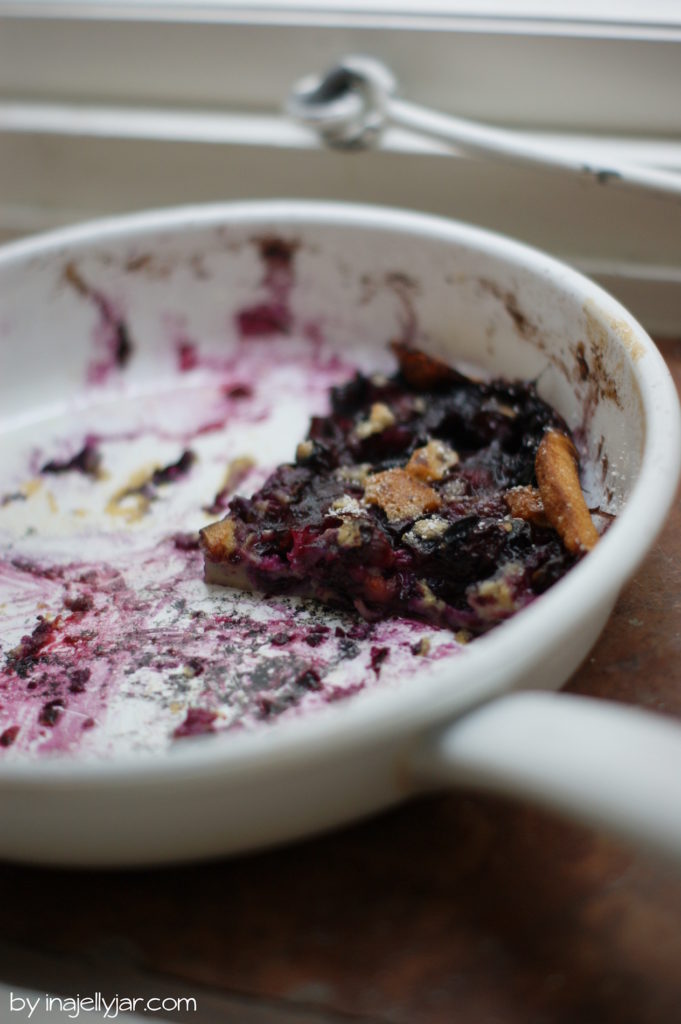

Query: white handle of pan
[[410, 690, 681, 863]]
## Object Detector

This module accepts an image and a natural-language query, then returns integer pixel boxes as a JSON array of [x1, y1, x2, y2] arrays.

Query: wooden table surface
[[2, 345, 681, 1024]]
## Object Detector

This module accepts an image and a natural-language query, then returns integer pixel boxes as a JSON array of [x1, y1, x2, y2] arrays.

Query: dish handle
[[409, 691, 681, 864]]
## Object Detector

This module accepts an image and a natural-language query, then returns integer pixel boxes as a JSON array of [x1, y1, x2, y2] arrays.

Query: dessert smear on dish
[[0, 242, 604, 760]]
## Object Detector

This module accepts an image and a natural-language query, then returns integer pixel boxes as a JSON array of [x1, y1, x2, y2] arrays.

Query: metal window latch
[[287, 55, 681, 204]]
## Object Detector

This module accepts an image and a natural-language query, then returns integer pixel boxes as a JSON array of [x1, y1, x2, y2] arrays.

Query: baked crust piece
[[201, 344, 599, 635], [535, 430, 600, 553]]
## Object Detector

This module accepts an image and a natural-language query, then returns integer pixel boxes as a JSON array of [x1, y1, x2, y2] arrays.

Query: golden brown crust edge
[[200, 518, 256, 589], [535, 430, 600, 554]]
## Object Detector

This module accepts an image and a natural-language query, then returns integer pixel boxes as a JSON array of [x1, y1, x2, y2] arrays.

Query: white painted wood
[[1, 107, 679, 331], [1, 11, 680, 132]]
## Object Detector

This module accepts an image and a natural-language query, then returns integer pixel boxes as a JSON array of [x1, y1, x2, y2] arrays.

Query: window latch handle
[[287, 55, 681, 204]]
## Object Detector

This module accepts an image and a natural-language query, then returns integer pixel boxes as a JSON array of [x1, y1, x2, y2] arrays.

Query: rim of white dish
[[0, 200, 679, 783]]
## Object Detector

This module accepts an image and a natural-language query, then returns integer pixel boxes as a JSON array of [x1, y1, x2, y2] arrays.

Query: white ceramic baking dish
[[0, 201, 679, 867]]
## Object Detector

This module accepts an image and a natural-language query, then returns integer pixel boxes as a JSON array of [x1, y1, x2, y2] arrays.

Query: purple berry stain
[[173, 707, 218, 739]]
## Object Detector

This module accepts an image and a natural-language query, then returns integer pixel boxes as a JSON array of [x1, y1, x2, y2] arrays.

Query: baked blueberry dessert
[[201, 343, 599, 636]]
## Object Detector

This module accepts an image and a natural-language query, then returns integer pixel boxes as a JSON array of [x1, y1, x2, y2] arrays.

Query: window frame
[[1, 1, 680, 334]]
